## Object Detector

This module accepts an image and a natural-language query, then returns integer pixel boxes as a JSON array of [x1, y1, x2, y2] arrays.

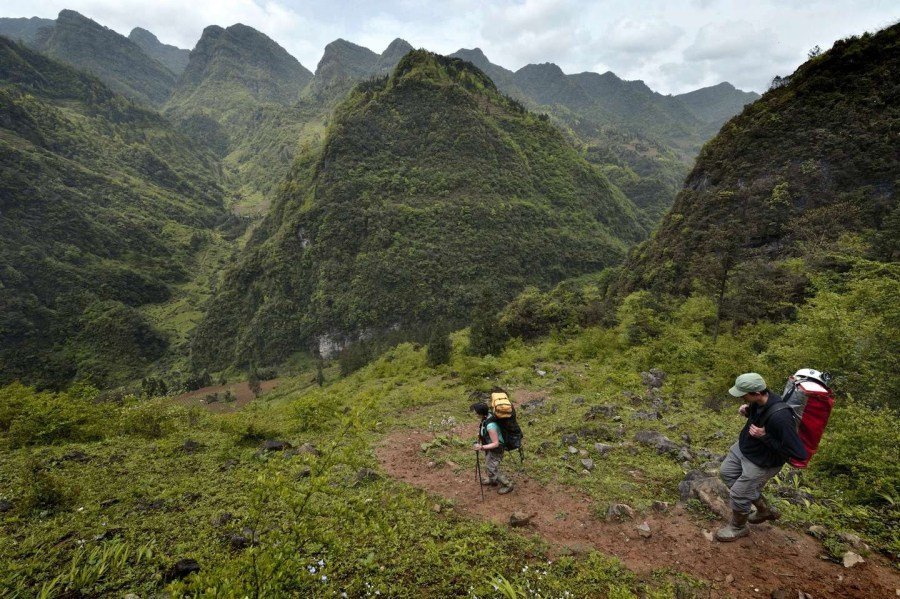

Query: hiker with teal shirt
[[471, 402, 514, 494], [716, 372, 808, 542]]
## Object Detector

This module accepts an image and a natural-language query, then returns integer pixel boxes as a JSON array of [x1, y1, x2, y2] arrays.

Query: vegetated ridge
[[24, 10, 178, 108], [191, 51, 647, 369], [164, 23, 318, 209], [0, 36, 225, 389]]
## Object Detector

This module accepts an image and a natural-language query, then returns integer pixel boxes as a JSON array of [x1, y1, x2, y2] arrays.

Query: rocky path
[[377, 426, 899, 598]]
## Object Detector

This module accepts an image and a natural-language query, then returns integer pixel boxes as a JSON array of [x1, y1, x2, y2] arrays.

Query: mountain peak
[[383, 38, 413, 54], [129, 27, 190, 75]]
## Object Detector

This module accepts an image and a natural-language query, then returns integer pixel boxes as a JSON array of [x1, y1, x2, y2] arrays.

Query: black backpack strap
[[758, 402, 792, 427]]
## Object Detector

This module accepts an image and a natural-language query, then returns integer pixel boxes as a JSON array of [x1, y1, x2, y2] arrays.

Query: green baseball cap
[[729, 372, 767, 397]]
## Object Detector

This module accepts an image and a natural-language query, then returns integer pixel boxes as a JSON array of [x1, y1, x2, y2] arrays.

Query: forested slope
[[0, 37, 225, 388], [191, 51, 647, 369]]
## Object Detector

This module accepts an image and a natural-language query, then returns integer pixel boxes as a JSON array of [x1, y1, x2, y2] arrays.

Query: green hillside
[[0, 37, 225, 389], [0, 16, 54, 45], [29, 10, 178, 108], [191, 51, 647, 370], [674, 81, 759, 127], [165, 23, 319, 210], [614, 24, 899, 332]]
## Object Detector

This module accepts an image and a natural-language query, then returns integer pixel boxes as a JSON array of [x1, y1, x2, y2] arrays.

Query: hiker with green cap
[[715, 372, 808, 542]]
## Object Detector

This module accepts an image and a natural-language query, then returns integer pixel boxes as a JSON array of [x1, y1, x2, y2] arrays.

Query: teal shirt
[[482, 420, 505, 446]]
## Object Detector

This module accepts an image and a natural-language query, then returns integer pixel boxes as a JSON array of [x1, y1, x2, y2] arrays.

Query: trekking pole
[[475, 449, 485, 501]]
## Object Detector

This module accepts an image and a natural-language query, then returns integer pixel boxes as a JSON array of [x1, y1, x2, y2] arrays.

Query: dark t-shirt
[[739, 391, 809, 468]]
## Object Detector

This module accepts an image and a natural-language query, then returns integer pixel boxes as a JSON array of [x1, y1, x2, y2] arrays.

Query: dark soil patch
[[171, 379, 282, 413], [377, 425, 899, 599]]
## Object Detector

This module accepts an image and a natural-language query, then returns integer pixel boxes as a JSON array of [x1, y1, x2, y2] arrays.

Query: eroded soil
[[377, 424, 899, 598]]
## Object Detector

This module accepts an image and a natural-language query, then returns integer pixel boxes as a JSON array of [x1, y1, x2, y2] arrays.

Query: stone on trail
[[702, 529, 714, 542], [509, 511, 536, 527], [807, 524, 828, 538], [578, 449, 588, 457], [580, 458, 595, 471], [724, 574, 734, 585], [678, 471, 731, 518], [606, 503, 635, 521], [842, 551, 864, 568], [652, 501, 669, 512], [568, 445, 579, 454], [636, 521, 652, 538]]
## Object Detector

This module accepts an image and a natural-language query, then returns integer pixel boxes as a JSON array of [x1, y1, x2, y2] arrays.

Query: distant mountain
[[614, 24, 899, 324], [306, 37, 413, 102], [166, 23, 315, 208], [0, 16, 54, 44], [24, 10, 178, 108], [129, 26, 190, 75], [449, 48, 518, 92], [674, 82, 759, 126], [191, 51, 647, 369], [0, 37, 224, 388]]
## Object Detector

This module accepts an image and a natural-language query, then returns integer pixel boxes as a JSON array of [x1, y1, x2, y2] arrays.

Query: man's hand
[[473, 443, 482, 451], [738, 404, 749, 417], [748, 424, 766, 438]]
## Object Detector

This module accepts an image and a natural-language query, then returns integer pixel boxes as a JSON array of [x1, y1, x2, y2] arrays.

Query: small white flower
[[321, 575, 327, 582], [317, 559, 325, 567], [308, 566, 317, 574]]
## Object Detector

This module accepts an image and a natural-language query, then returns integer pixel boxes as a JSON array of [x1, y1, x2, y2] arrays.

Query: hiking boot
[[748, 496, 780, 524], [497, 484, 514, 495], [715, 510, 750, 542], [480, 477, 498, 486]]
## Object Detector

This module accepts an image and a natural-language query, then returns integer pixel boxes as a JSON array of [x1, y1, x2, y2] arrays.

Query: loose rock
[[561, 433, 578, 446], [632, 411, 660, 421], [640, 368, 666, 389], [652, 501, 669, 512], [636, 521, 652, 538], [594, 443, 614, 455], [580, 458, 595, 471], [567, 446, 579, 454], [535, 369, 547, 377], [259, 440, 292, 453], [634, 430, 679, 455], [807, 525, 828, 538], [842, 551, 864, 568], [164, 558, 201, 582], [678, 470, 731, 518], [0, 499, 13, 513], [677, 447, 694, 462], [606, 503, 635, 521], [586, 405, 618, 420], [724, 574, 734, 585], [509, 511, 536, 527]]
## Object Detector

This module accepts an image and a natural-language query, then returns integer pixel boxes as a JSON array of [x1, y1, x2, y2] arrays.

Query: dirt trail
[[377, 424, 899, 598]]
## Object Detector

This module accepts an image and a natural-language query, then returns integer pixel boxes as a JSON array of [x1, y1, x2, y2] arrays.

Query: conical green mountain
[[165, 23, 315, 208], [191, 51, 647, 368], [614, 24, 899, 322], [29, 10, 177, 108], [128, 26, 190, 75], [0, 37, 224, 388]]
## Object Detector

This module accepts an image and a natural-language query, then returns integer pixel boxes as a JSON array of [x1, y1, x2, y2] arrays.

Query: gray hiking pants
[[719, 442, 783, 513], [484, 448, 511, 487]]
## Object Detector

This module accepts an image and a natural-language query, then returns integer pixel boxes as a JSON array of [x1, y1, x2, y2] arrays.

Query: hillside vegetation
[[191, 51, 647, 370], [0, 37, 225, 389], [614, 24, 899, 357]]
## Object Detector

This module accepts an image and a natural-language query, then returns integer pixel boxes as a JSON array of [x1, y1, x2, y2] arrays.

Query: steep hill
[[165, 23, 316, 208], [306, 37, 413, 103], [674, 81, 759, 126], [0, 37, 224, 388], [191, 51, 647, 369], [28, 10, 177, 108], [614, 24, 899, 324], [0, 16, 54, 44], [129, 27, 190, 75]]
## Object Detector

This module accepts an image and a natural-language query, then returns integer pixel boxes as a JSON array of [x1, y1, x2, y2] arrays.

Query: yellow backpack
[[490, 392, 514, 419]]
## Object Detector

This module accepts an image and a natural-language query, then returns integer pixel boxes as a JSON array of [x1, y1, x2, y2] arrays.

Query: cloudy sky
[[6, 0, 899, 93]]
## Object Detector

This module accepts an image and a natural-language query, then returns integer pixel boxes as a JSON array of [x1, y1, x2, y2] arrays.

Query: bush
[[118, 401, 176, 439], [1, 383, 110, 448], [20, 456, 79, 513], [426, 328, 452, 367]]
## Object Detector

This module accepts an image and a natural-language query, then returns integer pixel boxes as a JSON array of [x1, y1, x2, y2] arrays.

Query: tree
[[468, 290, 508, 357], [426, 326, 452, 367], [248, 369, 261, 397], [808, 45, 822, 59]]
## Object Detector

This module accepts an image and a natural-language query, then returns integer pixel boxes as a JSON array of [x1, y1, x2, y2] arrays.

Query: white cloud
[[2, 0, 899, 93]]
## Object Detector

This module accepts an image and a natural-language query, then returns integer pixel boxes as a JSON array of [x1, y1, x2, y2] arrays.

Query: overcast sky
[[6, 0, 899, 93]]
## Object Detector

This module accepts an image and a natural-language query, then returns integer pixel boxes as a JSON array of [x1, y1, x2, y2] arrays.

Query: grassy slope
[[2, 281, 897, 595]]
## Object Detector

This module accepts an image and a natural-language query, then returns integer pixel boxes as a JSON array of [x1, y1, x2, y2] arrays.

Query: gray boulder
[[678, 470, 731, 518], [634, 430, 679, 455]]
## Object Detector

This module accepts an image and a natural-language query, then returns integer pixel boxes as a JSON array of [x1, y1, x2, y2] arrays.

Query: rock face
[[129, 27, 190, 75], [678, 470, 731, 518], [634, 430, 679, 455]]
